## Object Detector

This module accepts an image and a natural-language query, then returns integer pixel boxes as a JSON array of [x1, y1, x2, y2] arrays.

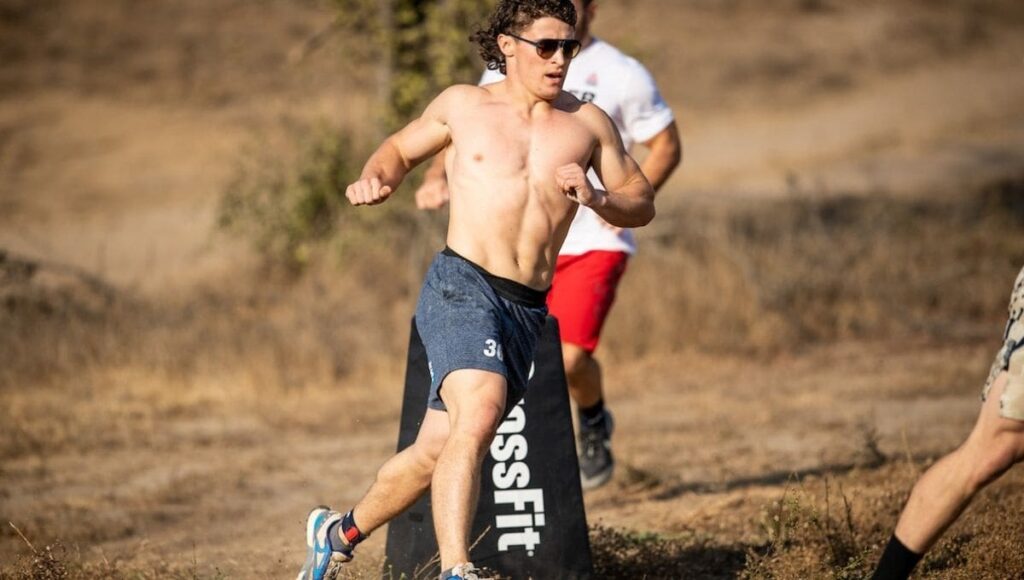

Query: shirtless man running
[[295, 1, 654, 579], [417, 0, 682, 491]]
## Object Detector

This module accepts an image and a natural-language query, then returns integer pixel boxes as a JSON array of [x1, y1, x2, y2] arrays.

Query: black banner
[[384, 317, 593, 579]]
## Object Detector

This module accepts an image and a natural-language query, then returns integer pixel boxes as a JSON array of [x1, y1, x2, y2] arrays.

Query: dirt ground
[[2, 0, 1024, 578], [2, 337, 1015, 578]]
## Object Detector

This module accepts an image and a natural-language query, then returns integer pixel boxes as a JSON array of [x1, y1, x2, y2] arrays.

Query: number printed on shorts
[[484, 339, 504, 361]]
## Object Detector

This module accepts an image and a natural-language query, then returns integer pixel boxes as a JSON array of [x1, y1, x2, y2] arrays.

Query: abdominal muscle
[[438, 90, 597, 290], [444, 158, 576, 291]]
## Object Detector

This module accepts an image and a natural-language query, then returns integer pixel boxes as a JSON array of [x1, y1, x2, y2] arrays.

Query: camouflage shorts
[[981, 266, 1024, 421]]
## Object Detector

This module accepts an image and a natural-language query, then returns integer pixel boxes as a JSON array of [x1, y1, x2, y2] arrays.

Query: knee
[[450, 402, 505, 448], [408, 436, 445, 473], [562, 345, 592, 379], [966, 432, 1024, 492]]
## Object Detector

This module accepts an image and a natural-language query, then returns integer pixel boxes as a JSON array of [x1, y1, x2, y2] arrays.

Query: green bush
[[216, 124, 362, 269]]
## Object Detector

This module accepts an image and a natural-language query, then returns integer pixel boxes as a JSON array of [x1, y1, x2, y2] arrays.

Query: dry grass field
[[3, 0, 1024, 578]]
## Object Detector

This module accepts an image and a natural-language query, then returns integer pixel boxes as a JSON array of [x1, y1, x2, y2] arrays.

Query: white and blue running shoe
[[296, 506, 352, 580], [440, 563, 497, 579]]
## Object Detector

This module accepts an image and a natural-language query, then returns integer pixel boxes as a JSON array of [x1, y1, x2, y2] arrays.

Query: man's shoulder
[[585, 38, 649, 75], [584, 39, 666, 112], [438, 83, 491, 101], [559, 94, 614, 132], [555, 90, 594, 115], [427, 84, 491, 114]]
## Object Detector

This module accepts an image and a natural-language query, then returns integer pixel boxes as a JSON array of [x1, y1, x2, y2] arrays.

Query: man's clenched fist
[[346, 177, 393, 206], [555, 163, 604, 208]]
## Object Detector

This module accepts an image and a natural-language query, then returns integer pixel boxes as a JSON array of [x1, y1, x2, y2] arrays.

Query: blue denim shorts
[[414, 247, 549, 414]]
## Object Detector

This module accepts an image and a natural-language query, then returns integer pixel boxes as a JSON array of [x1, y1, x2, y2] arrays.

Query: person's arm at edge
[[618, 57, 681, 195], [414, 153, 450, 210], [347, 87, 460, 206], [638, 120, 682, 194]]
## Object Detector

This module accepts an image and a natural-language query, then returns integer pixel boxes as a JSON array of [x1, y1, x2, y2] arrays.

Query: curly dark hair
[[470, 0, 577, 75]]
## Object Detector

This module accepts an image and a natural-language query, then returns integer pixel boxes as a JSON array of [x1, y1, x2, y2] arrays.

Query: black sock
[[871, 534, 922, 580], [579, 399, 606, 427], [326, 520, 349, 554], [327, 510, 365, 554]]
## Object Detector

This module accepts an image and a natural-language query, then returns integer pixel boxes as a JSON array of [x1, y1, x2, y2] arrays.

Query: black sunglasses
[[507, 34, 582, 59]]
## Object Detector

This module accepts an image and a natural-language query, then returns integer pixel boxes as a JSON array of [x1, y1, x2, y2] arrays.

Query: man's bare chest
[[448, 107, 595, 179]]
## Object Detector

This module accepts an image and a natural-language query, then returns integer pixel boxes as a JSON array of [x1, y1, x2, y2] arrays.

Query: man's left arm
[[557, 106, 654, 228]]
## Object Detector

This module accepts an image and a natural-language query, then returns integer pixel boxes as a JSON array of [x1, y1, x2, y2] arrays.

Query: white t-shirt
[[480, 38, 675, 256]]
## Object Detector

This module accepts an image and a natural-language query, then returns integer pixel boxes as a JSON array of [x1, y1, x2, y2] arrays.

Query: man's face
[[503, 16, 576, 101]]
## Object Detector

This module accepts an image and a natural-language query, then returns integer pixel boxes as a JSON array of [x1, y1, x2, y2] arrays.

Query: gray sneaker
[[578, 410, 614, 490]]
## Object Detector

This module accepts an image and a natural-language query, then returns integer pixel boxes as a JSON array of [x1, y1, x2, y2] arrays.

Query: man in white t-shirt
[[415, 0, 681, 490]]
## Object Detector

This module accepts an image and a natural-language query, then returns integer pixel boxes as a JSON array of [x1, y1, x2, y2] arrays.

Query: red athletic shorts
[[547, 250, 629, 353]]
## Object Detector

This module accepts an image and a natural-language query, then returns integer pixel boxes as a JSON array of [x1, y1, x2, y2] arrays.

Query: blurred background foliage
[[218, 0, 495, 270], [329, 0, 496, 129]]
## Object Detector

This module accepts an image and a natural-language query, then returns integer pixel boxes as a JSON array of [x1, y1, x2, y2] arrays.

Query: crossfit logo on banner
[[489, 399, 545, 556]]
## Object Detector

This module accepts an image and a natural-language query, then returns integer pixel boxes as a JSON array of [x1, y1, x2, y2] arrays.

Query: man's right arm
[[348, 87, 466, 206]]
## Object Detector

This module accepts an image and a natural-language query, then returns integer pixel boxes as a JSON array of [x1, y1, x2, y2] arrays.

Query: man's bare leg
[[563, 343, 603, 408], [872, 373, 1024, 579], [348, 408, 451, 533], [296, 408, 451, 580], [894, 372, 1024, 551], [431, 368, 508, 571]]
